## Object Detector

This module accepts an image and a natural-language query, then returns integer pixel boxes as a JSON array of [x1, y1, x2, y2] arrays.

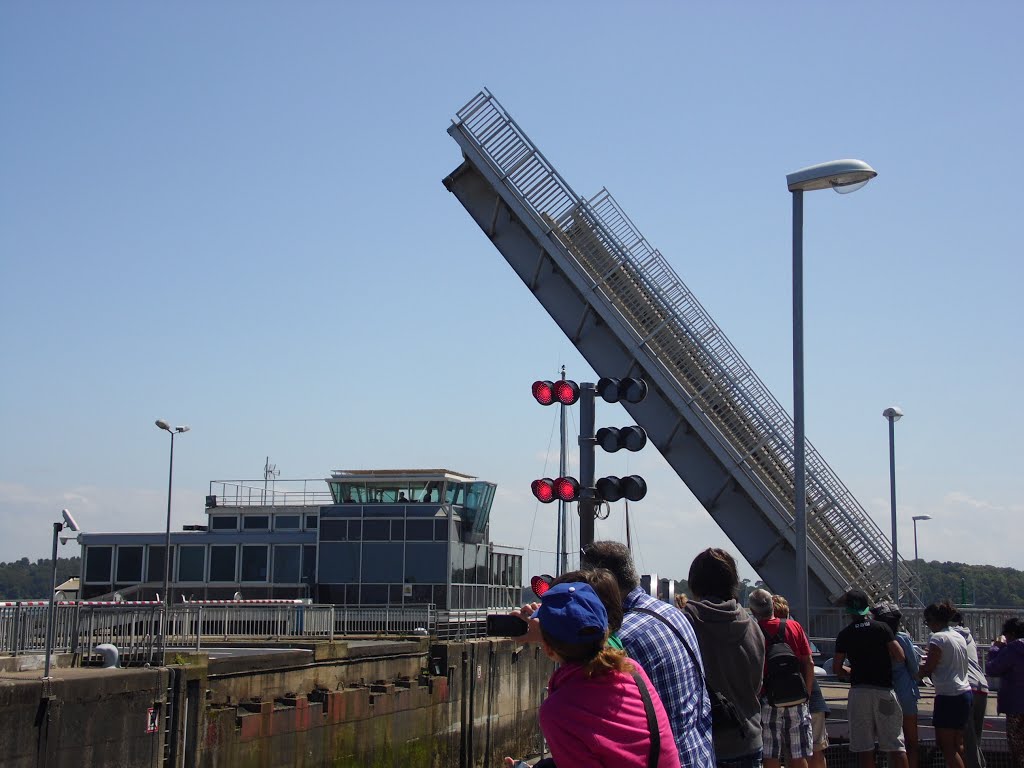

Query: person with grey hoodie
[[684, 548, 765, 768], [951, 611, 990, 768]]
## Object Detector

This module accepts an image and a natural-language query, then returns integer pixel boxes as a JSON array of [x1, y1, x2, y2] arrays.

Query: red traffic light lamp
[[531, 478, 556, 503], [596, 475, 647, 503], [531, 574, 552, 598], [532, 379, 579, 406], [531, 476, 581, 503]]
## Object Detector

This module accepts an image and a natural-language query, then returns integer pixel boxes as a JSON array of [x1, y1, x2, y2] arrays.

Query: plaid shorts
[[761, 701, 813, 760]]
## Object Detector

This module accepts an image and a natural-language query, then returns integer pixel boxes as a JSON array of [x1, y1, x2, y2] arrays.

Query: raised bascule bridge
[[443, 89, 918, 627]]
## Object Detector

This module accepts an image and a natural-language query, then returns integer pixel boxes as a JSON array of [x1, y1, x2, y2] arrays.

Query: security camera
[[61, 508, 80, 532]]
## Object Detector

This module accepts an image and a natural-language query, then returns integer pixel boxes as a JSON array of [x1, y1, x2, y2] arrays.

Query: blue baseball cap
[[535, 582, 608, 644]]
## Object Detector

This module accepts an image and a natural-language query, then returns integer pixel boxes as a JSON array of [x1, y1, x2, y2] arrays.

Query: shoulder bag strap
[[630, 669, 661, 768], [627, 606, 705, 687], [774, 617, 788, 644]]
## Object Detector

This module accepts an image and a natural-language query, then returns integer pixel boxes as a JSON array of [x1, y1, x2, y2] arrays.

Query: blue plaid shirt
[[620, 587, 715, 768]]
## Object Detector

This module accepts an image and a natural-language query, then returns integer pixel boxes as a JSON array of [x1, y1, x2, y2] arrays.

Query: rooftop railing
[[207, 479, 334, 508]]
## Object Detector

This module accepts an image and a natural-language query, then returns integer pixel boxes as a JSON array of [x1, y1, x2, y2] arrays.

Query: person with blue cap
[[505, 581, 681, 768]]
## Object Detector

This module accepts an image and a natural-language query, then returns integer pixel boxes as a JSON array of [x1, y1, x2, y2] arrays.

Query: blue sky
[[2, 3, 1021, 585]]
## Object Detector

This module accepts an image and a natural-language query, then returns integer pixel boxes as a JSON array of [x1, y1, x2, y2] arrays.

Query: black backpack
[[761, 619, 808, 706]]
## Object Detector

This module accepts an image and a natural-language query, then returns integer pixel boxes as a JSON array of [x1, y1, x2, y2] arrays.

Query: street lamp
[[912, 514, 932, 562], [155, 420, 190, 609], [883, 406, 904, 601], [43, 509, 80, 680], [787, 159, 878, 624]]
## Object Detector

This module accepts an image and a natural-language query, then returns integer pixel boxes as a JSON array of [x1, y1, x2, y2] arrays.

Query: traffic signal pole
[[578, 382, 597, 551], [558, 367, 568, 576], [531, 376, 647, 559]]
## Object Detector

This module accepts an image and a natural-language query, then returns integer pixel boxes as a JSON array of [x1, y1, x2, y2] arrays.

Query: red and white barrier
[[1, 599, 305, 607]]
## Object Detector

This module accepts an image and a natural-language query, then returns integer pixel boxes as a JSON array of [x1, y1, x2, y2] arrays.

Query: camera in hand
[[486, 614, 529, 637]]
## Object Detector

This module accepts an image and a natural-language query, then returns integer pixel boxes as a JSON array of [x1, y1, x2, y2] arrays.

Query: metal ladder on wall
[[444, 89, 918, 611]]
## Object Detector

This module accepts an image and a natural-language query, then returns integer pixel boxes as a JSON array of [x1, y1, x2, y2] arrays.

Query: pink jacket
[[539, 659, 682, 768]]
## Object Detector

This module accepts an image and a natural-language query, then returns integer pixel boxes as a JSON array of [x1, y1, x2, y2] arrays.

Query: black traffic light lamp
[[597, 376, 648, 404], [595, 425, 648, 453], [595, 475, 648, 503]]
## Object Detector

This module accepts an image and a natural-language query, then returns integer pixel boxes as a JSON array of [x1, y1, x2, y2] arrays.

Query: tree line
[[912, 560, 1024, 608], [0, 557, 81, 600]]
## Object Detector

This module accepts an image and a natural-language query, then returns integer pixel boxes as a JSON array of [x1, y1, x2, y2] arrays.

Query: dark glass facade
[[77, 472, 519, 607]]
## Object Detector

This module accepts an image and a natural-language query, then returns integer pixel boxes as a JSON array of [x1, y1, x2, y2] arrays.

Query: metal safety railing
[[807, 605, 1021, 648], [207, 478, 334, 507], [452, 89, 916, 603], [2, 602, 442, 663]]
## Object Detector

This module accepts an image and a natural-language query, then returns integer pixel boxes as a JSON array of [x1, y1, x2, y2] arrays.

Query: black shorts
[[933, 692, 972, 729]]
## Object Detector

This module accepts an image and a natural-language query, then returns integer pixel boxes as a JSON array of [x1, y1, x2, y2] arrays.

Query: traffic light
[[595, 475, 648, 502], [531, 476, 581, 503], [597, 376, 648, 404], [532, 379, 579, 406], [593, 377, 648, 504], [596, 425, 647, 453], [531, 574, 552, 598]]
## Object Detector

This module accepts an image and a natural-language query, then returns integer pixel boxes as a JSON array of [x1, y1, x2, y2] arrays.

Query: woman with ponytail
[[506, 581, 681, 768]]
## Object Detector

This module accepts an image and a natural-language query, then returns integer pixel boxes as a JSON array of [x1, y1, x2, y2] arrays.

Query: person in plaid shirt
[[583, 540, 715, 768]]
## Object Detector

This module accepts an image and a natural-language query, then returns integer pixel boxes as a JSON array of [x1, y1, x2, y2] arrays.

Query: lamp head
[[882, 406, 904, 422], [787, 159, 877, 193], [155, 419, 171, 432], [912, 514, 932, 522]]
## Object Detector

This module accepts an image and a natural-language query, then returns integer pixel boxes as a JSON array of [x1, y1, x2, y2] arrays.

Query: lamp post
[[883, 406, 904, 601], [912, 514, 932, 562], [155, 420, 190, 609], [786, 159, 877, 625], [44, 509, 80, 680]]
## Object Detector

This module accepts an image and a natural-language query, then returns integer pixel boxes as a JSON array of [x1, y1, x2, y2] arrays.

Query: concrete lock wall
[[0, 639, 553, 768], [194, 639, 554, 768], [0, 667, 170, 768]]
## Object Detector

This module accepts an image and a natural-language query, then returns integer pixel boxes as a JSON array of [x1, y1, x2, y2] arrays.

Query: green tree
[[0, 557, 81, 600]]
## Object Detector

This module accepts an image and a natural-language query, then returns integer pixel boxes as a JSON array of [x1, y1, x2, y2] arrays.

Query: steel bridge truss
[[444, 89, 918, 612]]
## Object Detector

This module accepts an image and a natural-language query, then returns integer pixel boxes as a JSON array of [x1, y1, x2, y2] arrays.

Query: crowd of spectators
[[502, 543, 1023, 768]]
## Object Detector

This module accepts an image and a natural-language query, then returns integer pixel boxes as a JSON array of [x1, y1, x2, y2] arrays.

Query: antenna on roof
[[263, 457, 280, 504]]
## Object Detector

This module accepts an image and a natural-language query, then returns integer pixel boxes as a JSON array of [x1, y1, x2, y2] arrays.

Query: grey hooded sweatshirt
[[684, 598, 765, 760]]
